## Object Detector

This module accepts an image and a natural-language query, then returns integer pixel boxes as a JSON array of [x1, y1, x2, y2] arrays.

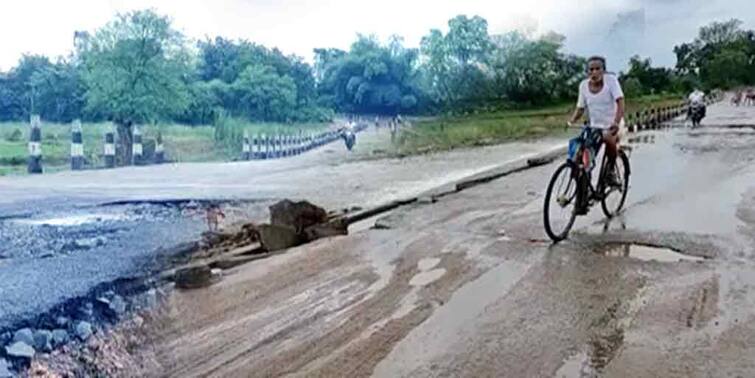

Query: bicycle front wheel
[[544, 162, 578, 242]]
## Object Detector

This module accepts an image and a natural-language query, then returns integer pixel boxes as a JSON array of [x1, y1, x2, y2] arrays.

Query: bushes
[[212, 111, 244, 152], [5, 128, 22, 142]]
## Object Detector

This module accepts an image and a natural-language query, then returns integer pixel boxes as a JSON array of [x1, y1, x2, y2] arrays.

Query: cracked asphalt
[[138, 100, 755, 377]]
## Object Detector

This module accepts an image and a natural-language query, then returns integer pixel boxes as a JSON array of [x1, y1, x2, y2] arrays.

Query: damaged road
[[0, 129, 560, 350], [135, 101, 755, 377]]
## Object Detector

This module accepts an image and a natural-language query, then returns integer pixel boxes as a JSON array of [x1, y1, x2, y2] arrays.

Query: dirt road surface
[[0, 129, 560, 333], [141, 101, 755, 377]]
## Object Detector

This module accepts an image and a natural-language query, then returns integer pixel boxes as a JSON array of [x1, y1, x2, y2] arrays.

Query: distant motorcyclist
[[688, 88, 706, 119], [340, 121, 356, 151]]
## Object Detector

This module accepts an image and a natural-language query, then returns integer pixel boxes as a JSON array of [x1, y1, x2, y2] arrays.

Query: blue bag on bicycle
[[567, 137, 581, 160]]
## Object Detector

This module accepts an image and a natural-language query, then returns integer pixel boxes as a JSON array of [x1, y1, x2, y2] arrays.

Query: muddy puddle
[[595, 244, 705, 263]]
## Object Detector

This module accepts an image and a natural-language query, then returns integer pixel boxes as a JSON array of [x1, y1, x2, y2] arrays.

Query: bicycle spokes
[[544, 163, 579, 242], [600, 153, 630, 218]]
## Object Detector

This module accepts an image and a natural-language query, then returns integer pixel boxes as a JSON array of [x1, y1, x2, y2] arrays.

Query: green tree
[[419, 29, 452, 105], [233, 64, 297, 121], [316, 34, 422, 114], [445, 15, 492, 65], [30, 60, 87, 122], [622, 77, 643, 97], [419, 15, 495, 110], [198, 37, 320, 120], [622, 55, 673, 94], [701, 49, 749, 89], [673, 19, 755, 89], [494, 31, 583, 104], [79, 10, 191, 165], [0, 55, 55, 121]]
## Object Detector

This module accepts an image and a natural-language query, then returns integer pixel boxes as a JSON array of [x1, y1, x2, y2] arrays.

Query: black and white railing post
[[28, 115, 43, 174], [262, 134, 269, 159], [155, 132, 165, 164], [277, 135, 283, 158], [252, 134, 259, 159], [249, 135, 258, 160], [132, 126, 143, 166], [271, 135, 278, 158], [104, 130, 115, 168], [268, 135, 274, 158], [71, 119, 84, 170], [649, 109, 656, 129], [626, 114, 635, 133], [242, 131, 251, 161]]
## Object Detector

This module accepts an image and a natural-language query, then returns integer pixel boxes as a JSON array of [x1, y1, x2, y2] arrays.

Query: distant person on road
[[732, 90, 742, 106], [568, 55, 625, 187], [746, 88, 755, 106], [389, 117, 398, 142], [205, 203, 225, 232]]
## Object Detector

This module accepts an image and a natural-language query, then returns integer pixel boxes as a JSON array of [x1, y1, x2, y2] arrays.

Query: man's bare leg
[[603, 129, 621, 186]]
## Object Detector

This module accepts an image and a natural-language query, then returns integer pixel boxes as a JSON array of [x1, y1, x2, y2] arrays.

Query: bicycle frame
[[568, 127, 606, 207]]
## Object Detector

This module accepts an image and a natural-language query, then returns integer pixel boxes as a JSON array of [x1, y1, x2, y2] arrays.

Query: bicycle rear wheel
[[544, 162, 578, 242], [600, 151, 630, 217]]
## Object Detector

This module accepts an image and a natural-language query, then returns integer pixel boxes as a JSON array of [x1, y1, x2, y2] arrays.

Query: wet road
[[0, 129, 562, 214], [0, 128, 560, 331], [145, 101, 755, 377]]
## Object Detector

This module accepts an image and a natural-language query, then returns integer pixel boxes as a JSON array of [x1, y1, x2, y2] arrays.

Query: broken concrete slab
[[257, 224, 303, 252], [303, 218, 348, 241], [269, 200, 328, 232], [210, 254, 270, 270], [174, 264, 218, 289]]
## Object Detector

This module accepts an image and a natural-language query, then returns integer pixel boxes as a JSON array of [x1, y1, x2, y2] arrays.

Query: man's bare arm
[[613, 98, 625, 126], [570, 107, 585, 124]]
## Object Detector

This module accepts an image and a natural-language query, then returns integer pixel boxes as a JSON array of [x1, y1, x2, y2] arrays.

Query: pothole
[[595, 243, 706, 263]]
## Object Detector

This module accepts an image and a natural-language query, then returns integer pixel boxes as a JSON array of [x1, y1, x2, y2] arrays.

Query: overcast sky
[[1, 0, 753, 71]]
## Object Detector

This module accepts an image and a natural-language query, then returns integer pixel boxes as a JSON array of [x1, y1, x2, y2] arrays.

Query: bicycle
[[543, 124, 631, 242]]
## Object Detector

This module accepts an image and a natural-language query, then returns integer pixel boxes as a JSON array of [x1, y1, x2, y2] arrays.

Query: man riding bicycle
[[543, 56, 630, 240], [567, 56, 625, 213]]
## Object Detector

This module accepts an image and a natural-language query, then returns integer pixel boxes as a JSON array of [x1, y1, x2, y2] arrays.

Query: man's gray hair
[[587, 55, 607, 70]]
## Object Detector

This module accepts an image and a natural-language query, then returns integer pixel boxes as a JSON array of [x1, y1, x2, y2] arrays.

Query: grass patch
[[393, 94, 686, 155]]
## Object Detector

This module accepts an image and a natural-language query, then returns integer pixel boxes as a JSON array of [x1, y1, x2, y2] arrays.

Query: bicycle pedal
[[574, 206, 589, 215]]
